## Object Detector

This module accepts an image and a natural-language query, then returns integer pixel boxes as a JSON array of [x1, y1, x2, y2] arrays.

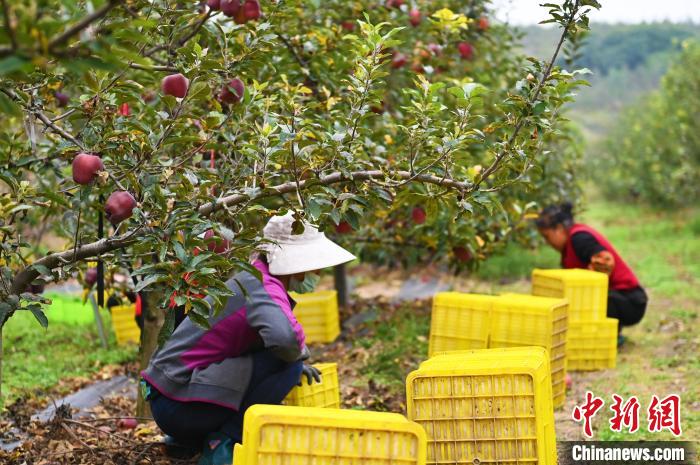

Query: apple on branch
[[161, 73, 189, 98], [105, 191, 137, 226], [218, 78, 245, 105], [412, 206, 426, 224], [72, 153, 104, 185]]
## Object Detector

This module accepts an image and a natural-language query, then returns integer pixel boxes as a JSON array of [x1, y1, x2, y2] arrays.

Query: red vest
[[562, 223, 640, 290]]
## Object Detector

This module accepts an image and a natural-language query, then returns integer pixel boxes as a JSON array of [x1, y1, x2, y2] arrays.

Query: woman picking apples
[[536, 202, 648, 345], [140, 212, 355, 465]]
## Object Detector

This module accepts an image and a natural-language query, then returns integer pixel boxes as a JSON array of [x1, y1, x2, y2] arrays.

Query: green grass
[[475, 242, 559, 281], [1, 309, 137, 408], [357, 303, 430, 393]]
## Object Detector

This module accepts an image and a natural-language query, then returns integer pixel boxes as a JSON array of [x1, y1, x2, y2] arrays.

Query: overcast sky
[[492, 0, 700, 25]]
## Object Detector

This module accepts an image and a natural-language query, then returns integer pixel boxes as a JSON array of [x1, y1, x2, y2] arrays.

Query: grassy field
[[342, 197, 699, 440], [1, 307, 137, 407]]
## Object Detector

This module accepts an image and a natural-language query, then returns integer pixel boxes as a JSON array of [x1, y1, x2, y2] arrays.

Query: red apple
[[391, 53, 408, 69], [55, 92, 69, 107], [218, 78, 245, 104], [220, 0, 240, 16], [478, 16, 490, 31], [458, 42, 474, 60], [341, 21, 355, 32], [386, 0, 404, 8], [243, 0, 261, 20], [117, 418, 138, 430], [204, 229, 231, 253], [453, 246, 472, 262], [105, 191, 137, 225], [207, 0, 221, 10], [411, 206, 426, 224], [85, 267, 98, 287], [118, 103, 130, 117], [335, 221, 353, 234], [412, 63, 425, 74], [161, 73, 189, 98], [72, 153, 104, 185], [409, 9, 421, 27]]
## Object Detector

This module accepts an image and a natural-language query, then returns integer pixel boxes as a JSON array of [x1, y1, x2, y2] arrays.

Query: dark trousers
[[607, 286, 648, 328], [149, 351, 303, 447]]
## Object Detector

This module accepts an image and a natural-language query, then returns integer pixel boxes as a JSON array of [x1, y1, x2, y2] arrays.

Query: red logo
[[648, 394, 682, 436], [572, 391, 605, 437]]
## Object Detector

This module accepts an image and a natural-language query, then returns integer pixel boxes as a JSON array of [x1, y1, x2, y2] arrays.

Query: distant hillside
[[517, 23, 700, 144]]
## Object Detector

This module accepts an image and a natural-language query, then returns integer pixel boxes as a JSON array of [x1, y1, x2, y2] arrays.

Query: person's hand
[[299, 364, 322, 386]]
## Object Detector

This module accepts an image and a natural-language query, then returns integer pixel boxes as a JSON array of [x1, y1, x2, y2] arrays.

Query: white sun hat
[[261, 212, 356, 275]]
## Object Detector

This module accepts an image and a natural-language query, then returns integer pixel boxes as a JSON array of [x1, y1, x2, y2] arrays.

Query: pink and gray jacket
[[141, 260, 307, 410]]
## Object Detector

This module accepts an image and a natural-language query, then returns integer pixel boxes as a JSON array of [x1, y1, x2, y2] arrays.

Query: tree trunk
[[136, 291, 164, 418], [333, 264, 349, 309]]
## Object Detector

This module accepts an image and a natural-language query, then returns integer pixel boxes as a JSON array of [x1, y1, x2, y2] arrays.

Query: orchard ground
[[1, 196, 698, 446]]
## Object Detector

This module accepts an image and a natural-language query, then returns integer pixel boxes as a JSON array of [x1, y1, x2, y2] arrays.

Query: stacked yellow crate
[[283, 363, 340, 408], [289, 290, 340, 343], [429, 292, 568, 408], [532, 269, 618, 370], [406, 347, 557, 465], [110, 304, 140, 345], [428, 293, 494, 355], [493, 294, 569, 408], [233, 405, 427, 465]]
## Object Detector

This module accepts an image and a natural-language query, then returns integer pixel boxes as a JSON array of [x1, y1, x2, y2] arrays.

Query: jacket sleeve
[[245, 286, 306, 362], [571, 231, 606, 265]]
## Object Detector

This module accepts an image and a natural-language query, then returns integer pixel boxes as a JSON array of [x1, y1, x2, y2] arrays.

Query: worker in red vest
[[535, 202, 648, 345]]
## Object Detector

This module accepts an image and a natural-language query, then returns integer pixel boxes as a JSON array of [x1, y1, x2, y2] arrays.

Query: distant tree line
[[600, 40, 700, 205]]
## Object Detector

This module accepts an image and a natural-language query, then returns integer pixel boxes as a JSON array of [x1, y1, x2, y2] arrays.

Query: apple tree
[[0, 0, 599, 405]]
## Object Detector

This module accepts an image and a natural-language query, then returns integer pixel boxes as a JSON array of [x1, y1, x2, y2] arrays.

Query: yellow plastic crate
[[495, 293, 569, 409], [110, 304, 140, 345], [233, 405, 427, 465], [407, 347, 556, 465], [532, 268, 608, 321], [283, 363, 340, 408], [289, 290, 340, 343], [428, 293, 495, 356], [567, 318, 618, 371]]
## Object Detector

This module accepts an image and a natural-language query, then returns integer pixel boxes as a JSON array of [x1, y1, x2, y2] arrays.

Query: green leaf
[[157, 310, 177, 347], [0, 91, 21, 116], [29, 306, 49, 328], [188, 309, 211, 329], [0, 56, 32, 75], [135, 274, 168, 292]]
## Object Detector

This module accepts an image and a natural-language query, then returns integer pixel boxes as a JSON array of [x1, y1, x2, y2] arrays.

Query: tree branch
[[470, 0, 579, 192], [129, 63, 178, 73], [10, 169, 471, 293], [0, 88, 86, 150], [48, 0, 124, 52], [143, 10, 214, 58]]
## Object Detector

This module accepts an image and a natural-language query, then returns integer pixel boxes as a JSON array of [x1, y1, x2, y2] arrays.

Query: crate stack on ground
[[283, 363, 340, 408], [493, 294, 569, 408], [233, 405, 427, 465], [110, 304, 140, 345], [289, 290, 340, 343], [406, 347, 557, 465], [532, 269, 618, 370], [429, 292, 569, 408]]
